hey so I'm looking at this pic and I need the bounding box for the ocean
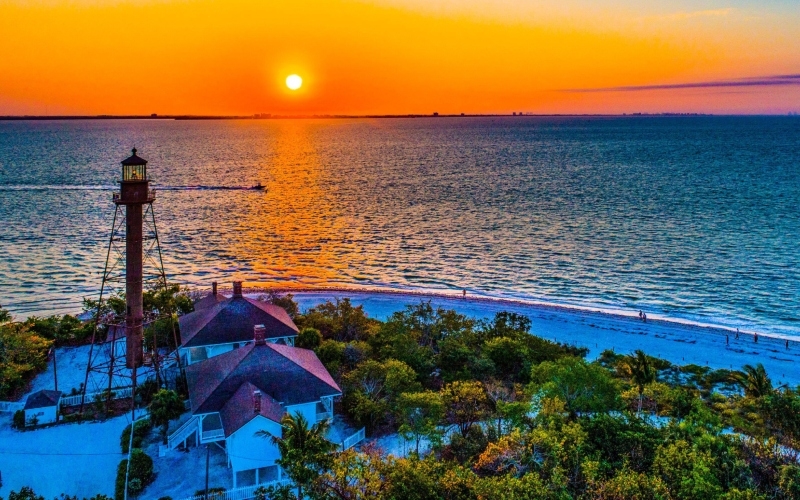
[0,116,798,337]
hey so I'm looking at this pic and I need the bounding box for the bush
[121,418,153,453]
[0,321,52,399]
[136,378,160,406]
[254,485,293,500]
[193,488,225,499]
[447,426,489,463]
[8,487,44,500]
[296,327,322,349]
[115,449,154,500]
[12,410,25,429]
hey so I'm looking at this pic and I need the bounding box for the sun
[286,74,303,90]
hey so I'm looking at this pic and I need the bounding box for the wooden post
[52,347,58,392]
[205,445,210,500]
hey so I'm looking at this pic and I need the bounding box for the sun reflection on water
[229,121,360,289]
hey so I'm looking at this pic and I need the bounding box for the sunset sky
[1,0,799,115]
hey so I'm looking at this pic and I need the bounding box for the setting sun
[286,74,303,91]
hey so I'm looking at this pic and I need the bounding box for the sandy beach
[271,288,800,387]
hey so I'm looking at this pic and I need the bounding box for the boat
[250,183,266,191]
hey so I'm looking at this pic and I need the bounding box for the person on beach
[754,333,759,343]
[638,310,643,320]
[463,289,466,299]
[736,328,739,340]
[726,334,729,345]
[642,312,647,323]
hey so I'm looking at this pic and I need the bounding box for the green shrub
[12,410,25,429]
[136,378,160,406]
[447,426,488,463]
[296,327,322,349]
[121,419,152,453]
[8,487,44,500]
[193,488,225,499]
[114,449,154,500]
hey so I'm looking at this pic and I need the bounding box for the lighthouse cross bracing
[80,149,180,413]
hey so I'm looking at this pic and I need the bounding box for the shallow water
[0,116,798,337]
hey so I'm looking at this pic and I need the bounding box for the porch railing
[201,428,225,442]
[181,479,292,500]
[339,427,366,451]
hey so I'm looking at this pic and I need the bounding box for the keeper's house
[167,282,342,487]
[178,282,299,366]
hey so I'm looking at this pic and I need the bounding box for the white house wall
[284,401,318,424]
[227,415,282,475]
[25,406,57,426]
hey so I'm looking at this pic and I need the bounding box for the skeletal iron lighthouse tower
[119,148,151,368]
[80,149,173,412]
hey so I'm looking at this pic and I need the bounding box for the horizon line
[5,112,800,121]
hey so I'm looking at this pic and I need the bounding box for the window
[123,165,146,181]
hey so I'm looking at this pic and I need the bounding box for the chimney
[233,281,243,297]
[253,390,261,414]
[254,324,266,346]
[212,281,218,296]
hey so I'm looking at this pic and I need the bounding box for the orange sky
[1,0,798,115]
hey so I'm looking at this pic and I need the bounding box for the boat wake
[0,184,265,191]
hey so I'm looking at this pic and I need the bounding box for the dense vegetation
[0,309,53,399]
[0,487,111,500]
[3,292,800,499]
[264,295,800,500]
[0,285,192,400]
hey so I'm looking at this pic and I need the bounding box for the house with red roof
[179,282,299,366]
[169,283,341,487]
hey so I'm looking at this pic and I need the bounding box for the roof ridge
[266,343,341,393]
[180,299,230,344]
[246,298,299,332]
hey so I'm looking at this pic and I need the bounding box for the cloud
[566,74,800,93]
[651,8,734,22]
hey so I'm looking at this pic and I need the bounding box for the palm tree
[620,350,656,414]
[730,363,773,398]
[257,413,335,500]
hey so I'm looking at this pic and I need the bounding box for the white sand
[0,412,145,499]
[289,291,800,387]
[141,441,232,500]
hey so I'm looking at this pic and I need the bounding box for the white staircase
[167,415,199,450]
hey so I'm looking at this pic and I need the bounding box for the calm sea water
[0,117,798,337]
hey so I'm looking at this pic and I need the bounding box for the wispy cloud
[566,74,800,93]
[650,8,734,22]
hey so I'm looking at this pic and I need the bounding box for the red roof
[193,291,227,311]
[25,390,62,409]
[179,296,298,347]
[186,342,341,414]
[220,382,284,437]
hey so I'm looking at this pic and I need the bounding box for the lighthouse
[116,148,155,369]
[80,148,173,413]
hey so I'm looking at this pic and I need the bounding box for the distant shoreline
[0,113,734,121]
[239,286,800,384]
[236,284,797,345]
